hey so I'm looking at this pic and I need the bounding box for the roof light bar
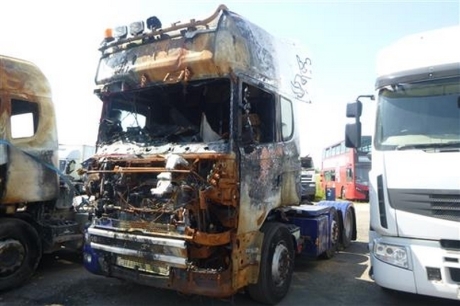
[130,21,145,36]
[113,25,128,40]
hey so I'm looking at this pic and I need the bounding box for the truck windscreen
[375,76,460,150]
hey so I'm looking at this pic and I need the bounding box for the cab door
[237,81,284,234]
[3,98,59,204]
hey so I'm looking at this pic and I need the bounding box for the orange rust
[206,188,237,206]
[199,188,207,210]
[189,245,214,258]
[187,228,232,246]
[170,265,234,298]
[231,231,262,289]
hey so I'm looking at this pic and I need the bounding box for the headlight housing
[373,239,412,270]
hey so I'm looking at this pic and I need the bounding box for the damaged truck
[82,5,357,304]
[0,55,87,291]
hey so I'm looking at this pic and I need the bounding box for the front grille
[431,194,460,221]
[87,227,188,269]
[301,174,313,183]
[440,240,460,250]
[388,189,460,222]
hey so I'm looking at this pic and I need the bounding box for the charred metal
[82,5,356,305]
[0,55,89,292]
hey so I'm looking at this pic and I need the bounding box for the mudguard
[317,200,357,242]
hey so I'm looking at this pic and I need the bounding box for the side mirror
[346,101,362,119]
[345,122,361,148]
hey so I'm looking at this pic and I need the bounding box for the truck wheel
[247,222,295,305]
[0,218,42,291]
[342,206,355,248]
[320,208,339,259]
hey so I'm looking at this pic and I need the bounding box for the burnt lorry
[82,5,357,304]
[0,55,87,291]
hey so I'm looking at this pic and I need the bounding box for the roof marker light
[103,28,114,42]
[146,16,162,30]
[130,21,145,36]
[113,25,128,40]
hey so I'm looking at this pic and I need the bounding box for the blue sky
[1,0,459,164]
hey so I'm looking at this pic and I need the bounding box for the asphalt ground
[1,203,459,306]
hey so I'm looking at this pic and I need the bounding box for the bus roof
[96,5,312,103]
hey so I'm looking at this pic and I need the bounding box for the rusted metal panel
[238,145,284,234]
[231,230,263,288]
[95,6,312,104]
[0,55,59,206]
[3,146,58,204]
[83,4,313,299]
[0,55,52,97]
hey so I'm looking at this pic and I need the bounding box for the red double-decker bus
[320,136,371,201]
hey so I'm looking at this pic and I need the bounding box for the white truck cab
[346,25,460,301]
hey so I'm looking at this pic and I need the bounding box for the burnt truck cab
[82,5,356,304]
[0,56,59,207]
[0,55,85,291]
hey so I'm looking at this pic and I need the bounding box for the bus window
[346,168,353,182]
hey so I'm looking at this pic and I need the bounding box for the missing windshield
[97,79,231,145]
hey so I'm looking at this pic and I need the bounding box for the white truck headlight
[373,239,411,270]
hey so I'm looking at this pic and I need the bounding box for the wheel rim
[0,239,26,275]
[344,211,353,240]
[331,218,339,245]
[271,242,291,287]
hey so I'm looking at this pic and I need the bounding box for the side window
[324,170,336,182]
[326,171,331,182]
[11,99,39,139]
[331,170,336,181]
[241,83,275,144]
[280,97,293,141]
[346,168,353,182]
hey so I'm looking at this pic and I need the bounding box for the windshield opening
[375,76,460,150]
[97,79,231,146]
[355,164,370,185]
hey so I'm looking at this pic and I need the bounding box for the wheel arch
[317,200,357,242]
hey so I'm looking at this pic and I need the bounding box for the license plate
[116,256,169,276]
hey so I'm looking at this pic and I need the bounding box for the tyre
[0,218,42,291]
[247,222,295,305]
[320,208,339,259]
[341,206,355,248]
